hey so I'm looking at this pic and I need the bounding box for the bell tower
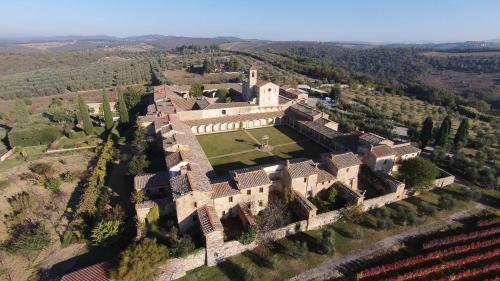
[249,66,257,88]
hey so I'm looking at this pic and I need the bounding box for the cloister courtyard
[196,126,329,174]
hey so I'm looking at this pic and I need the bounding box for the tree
[145,204,160,224]
[77,95,93,135]
[215,88,229,99]
[14,99,29,124]
[419,117,433,148]
[117,90,129,124]
[435,116,451,146]
[438,194,456,210]
[190,82,204,98]
[329,85,342,101]
[399,157,439,191]
[127,154,149,176]
[91,219,122,246]
[326,187,337,203]
[319,229,335,255]
[453,118,469,148]
[102,90,113,130]
[111,238,169,281]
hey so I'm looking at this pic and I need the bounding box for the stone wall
[0,149,15,161]
[362,192,398,211]
[308,210,342,230]
[434,168,455,188]
[156,249,206,281]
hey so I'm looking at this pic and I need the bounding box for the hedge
[8,126,61,147]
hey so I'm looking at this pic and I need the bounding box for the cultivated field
[196,126,328,174]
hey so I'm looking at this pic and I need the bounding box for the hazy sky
[1,0,499,42]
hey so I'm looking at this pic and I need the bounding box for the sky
[1,0,499,43]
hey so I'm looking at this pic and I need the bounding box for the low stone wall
[157,249,206,281]
[434,168,455,188]
[0,149,14,161]
[308,210,342,230]
[223,240,258,257]
[362,192,398,211]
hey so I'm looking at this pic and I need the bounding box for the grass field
[196,126,328,174]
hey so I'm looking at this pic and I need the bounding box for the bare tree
[257,195,292,247]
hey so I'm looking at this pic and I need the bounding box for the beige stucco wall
[241,185,270,215]
[367,155,395,174]
[176,191,212,233]
[336,165,360,190]
[212,193,242,219]
[256,83,280,106]
[290,173,319,198]
[177,104,289,121]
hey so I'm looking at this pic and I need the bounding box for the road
[288,203,487,281]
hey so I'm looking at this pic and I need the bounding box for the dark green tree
[453,118,469,148]
[419,117,433,148]
[190,82,204,98]
[127,154,149,176]
[435,116,451,146]
[102,90,113,130]
[399,157,439,191]
[14,99,29,124]
[117,90,129,124]
[77,95,93,135]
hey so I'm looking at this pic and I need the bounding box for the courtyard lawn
[196,126,329,175]
[196,130,258,158]
[247,126,308,146]
[209,150,275,174]
[272,140,328,160]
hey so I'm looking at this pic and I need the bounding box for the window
[193,202,197,208]
[222,211,226,216]
[229,196,233,202]
[247,189,251,195]
[247,203,251,209]
[252,72,255,78]
[222,110,226,115]
[303,177,307,183]
[259,187,264,193]
[346,168,350,173]
[308,190,313,197]
[350,178,354,187]
[258,200,263,207]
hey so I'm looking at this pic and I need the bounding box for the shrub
[1,221,50,254]
[361,214,378,229]
[334,224,364,239]
[242,267,257,281]
[5,192,33,225]
[438,194,456,210]
[399,157,439,191]
[127,154,149,176]
[326,187,337,203]
[91,219,122,246]
[60,170,77,182]
[417,201,437,216]
[267,254,281,269]
[319,229,335,255]
[341,204,364,223]
[460,186,482,201]
[9,125,61,147]
[239,225,257,245]
[288,240,308,259]
[145,204,160,224]
[111,238,169,281]
[176,235,195,257]
[29,162,54,177]
[44,177,61,193]
[131,190,148,203]
[391,205,416,226]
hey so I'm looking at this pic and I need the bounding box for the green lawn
[196,126,328,174]
[179,186,497,281]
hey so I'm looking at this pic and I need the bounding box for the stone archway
[213,123,220,132]
[191,126,198,134]
[248,120,254,128]
[227,122,234,130]
[199,125,206,134]
[221,123,227,131]
[206,124,213,133]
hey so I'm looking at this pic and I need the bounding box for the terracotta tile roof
[61,262,109,281]
[255,79,272,87]
[134,172,170,190]
[293,190,317,212]
[210,181,240,199]
[231,167,271,189]
[170,98,195,111]
[325,152,362,169]
[238,202,257,226]
[359,132,386,145]
[333,181,363,198]
[170,174,190,200]
[182,111,284,127]
[392,143,420,157]
[317,165,336,183]
[204,101,253,110]
[165,151,181,167]
[369,145,396,158]
[376,172,404,189]
[298,119,341,139]
[290,103,323,119]
[280,88,305,99]
[194,98,210,110]
[136,200,155,209]
[286,158,318,178]
[197,205,224,235]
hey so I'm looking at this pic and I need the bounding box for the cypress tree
[419,117,433,148]
[435,115,451,146]
[77,95,93,135]
[118,90,129,124]
[102,90,113,130]
[454,118,469,147]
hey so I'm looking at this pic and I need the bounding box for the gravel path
[288,203,487,281]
